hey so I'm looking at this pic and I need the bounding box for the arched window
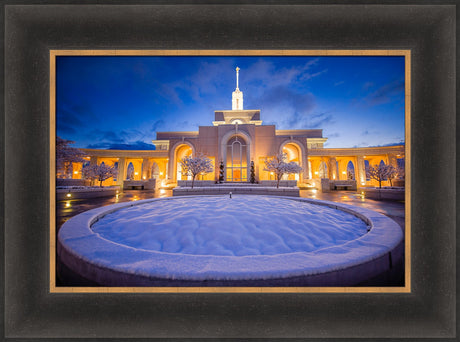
[127,162,134,180]
[379,160,387,180]
[226,136,248,182]
[364,160,370,181]
[347,161,355,180]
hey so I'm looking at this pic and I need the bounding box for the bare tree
[56,136,86,178]
[180,153,213,189]
[82,164,117,187]
[397,165,405,180]
[385,165,398,187]
[264,153,303,188]
[366,163,394,189]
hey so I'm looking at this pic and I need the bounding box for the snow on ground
[91,195,368,257]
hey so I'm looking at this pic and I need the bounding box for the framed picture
[4,2,455,340]
[51,50,410,294]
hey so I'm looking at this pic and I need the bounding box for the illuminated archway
[281,142,302,181]
[174,144,193,181]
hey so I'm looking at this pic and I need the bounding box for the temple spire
[232,66,243,110]
[236,67,240,90]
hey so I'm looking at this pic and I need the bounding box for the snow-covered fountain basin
[57,195,404,286]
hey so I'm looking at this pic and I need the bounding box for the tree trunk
[277,175,281,188]
[99,178,103,187]
[378,179,382,189]
[191,175,196,189]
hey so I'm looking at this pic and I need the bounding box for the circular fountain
[57,195,404,286]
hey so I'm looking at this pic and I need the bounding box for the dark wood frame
[3,2,456,339]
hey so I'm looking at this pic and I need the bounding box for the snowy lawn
[91,195,369,256]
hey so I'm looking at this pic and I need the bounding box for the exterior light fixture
[342,171,346,175]
[160,172,163,176]
[143,176,146,180]
[314,171,319,175]
[66,193,71,198]
[74,171,78,174]
[65,201,71,208]
[134,172,139,176]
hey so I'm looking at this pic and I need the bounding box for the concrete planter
[362,187,405,201]
[56,178,91,187]
[57,186,120,201]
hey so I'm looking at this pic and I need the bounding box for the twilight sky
[56,55,405,150]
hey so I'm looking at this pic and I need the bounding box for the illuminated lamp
[66,193,72,198]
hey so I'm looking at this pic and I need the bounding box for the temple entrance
[225,136,248,182]
[232,169,242,182]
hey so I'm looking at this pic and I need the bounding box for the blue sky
[56,56,405,149]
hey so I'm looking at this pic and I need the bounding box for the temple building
[67,67,405,189]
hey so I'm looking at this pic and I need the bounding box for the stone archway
[279,139,307,182]
[171,142,194,182]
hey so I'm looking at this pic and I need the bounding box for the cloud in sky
[363,78,404,106]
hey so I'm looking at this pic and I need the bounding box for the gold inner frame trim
[49,49,411,294]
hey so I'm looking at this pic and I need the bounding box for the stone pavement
[299,190,406,230]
